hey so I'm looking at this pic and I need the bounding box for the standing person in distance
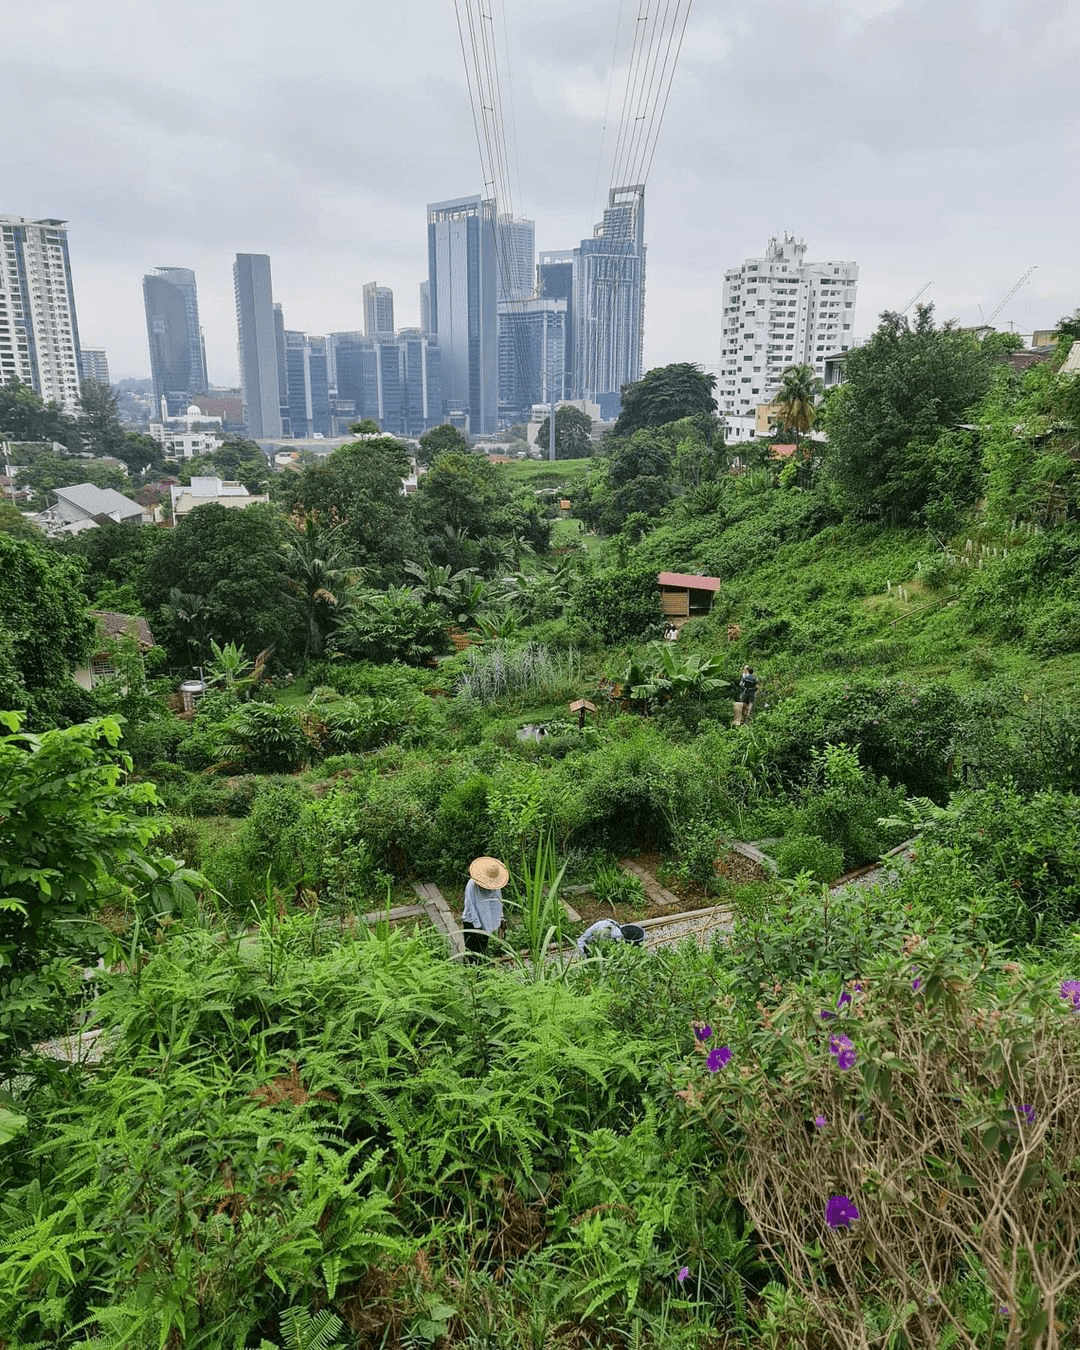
[733,665,759,727]
[462,855,508,960]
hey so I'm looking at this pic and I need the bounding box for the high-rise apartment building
[0,215,84,413]
[81,348,110,387]
[233,253,282,439]
[427,194,498,436]
[496,214,535,303]
[718,233,858,426]
[362,282,395,337]
[498,298,566,424]
[143,266,208,416]
[572,185,645,413]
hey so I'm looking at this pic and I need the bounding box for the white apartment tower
[719,234,857,428]
[0,216,84,413]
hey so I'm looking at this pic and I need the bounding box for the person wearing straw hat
[462,855,509,959]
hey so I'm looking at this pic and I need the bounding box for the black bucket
[620,924,645,946]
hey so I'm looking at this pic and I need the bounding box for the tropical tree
[773,363,824,484]
[77,380,127,460]
[533,406,593,458]
[283,514,354,661]
[0,377,79,448]
[820,305,991,523]
[417,423,470,466]
[613,363,718,437]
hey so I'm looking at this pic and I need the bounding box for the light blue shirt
[463,879,503,933]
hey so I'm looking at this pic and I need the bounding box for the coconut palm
[774,363,824,484]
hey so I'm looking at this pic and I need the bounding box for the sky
[4,0,1079,384]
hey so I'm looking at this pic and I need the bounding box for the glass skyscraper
[362,282,395,337]
[497,298,566,424]
[572,185,646,410]
[143,266,208,417]
[233,253,282,439]
[427,194,498,436]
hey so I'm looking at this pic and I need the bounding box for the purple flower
[829,1033,857,1071]
[1015,1104,1036,1125]
[1060,979,1080,1011]
[837,991,852,1008]
[814,1114,827,1128]
[676,1265,689,1285]
[912,977,922,992]
[819,1009,836,1020]
[694,1024,713,1042]
[707,1045,732,1073]
[825,1194,860,1229]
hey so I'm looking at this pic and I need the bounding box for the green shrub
[773,833,844,883]
[591,860,647,911]
[431,774,492,880]
[570,564,661,645]
[148,816,203,868]
[217,702,313,773]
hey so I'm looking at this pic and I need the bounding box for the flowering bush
[684,948,1080,1346]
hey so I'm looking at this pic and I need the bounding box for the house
[73,611,155,690]
[657,571,722,623]
[45,482,146,533]
[169,475,269,521]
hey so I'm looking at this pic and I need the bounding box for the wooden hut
[657,571,722,623]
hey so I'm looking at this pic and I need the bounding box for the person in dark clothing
[733,666,758,726]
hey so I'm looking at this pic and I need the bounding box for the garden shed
[657,571,722,621]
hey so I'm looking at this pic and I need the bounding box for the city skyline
[3,1,1079,384]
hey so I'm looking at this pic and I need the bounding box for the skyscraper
[362,282,395,337]
[537,250,575,405]
[718,233,858,427]
[497,298,566,424]
[233,253,282,439]
[283,331,331,438]
[496,214,535,303]
[0,215,84,413]
[419,281,431,336]
[143,266,208,416]
[572,185,646,412]
[81,348,111,387]
[427,194,498,436]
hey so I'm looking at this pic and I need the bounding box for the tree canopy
[417,423,470,467]
[0,534,94,727]
[613,363,718,438]
[820,305,991,523]
[533,406,593,459]
[0,378,79,449]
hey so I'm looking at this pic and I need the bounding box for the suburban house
[657,571,722,624]
[169,475,269,521]
[43,482,147,534]
[73,611,155,691]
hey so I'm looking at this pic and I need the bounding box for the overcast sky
[5,0,1079,383]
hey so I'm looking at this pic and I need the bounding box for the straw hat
[469,855,509,889]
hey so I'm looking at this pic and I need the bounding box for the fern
[276,1306,345,1350]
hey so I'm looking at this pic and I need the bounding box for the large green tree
[613,363,718,438]
[412,452,546,572]
[0,378,79,449]
[141,503,297,666]
[0,534,94,727]
[279,436,416,582]
[416,423,470,467]
[77,380,126,460]
[820,305,991,523]
[533,406,593,458]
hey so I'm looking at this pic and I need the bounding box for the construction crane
[985,266,1037,327]
[900,281,933,313]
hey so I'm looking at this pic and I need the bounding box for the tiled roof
[90,610,155,649]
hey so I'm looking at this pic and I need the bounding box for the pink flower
[814,1114,827,1128]
[677,1265,689,1284]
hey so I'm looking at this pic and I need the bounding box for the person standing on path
[462,855,508,960]
[733,666,759,726]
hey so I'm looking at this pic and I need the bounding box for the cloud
[4,0,1078,379]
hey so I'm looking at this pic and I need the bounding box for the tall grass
[454,641,580,707]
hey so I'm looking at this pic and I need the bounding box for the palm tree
[774,364,824,484]
[282,514,354,660]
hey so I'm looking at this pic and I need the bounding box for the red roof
[771,444,796,459]
[657,571,722,592]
